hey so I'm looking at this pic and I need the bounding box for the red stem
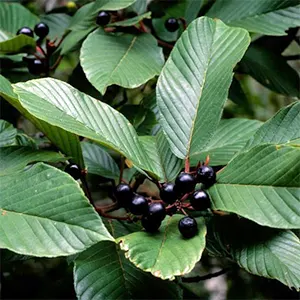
[185,157,190,172]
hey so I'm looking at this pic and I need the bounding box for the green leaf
[118,214,207,280]
[12,78,159,176]
[0,34,35,54]
[107,12,151,27]
[69,0,136,31]
[157,17,250,159]
[0,119,17,147]
[0,163,113,257]
[245,101,300,150]
[208,217,300,290]
[190,118,262,166]
[74,220,182,300]
[81,29,164,94]
[82,142,119,179]
[209,144,300,229]
[206,0,300,36]
[0,146,66,175]
[139,131,183,182]
[0,75,85,168]
[0,3,39,39]
[40,13,71,40]
[240,45,300,97]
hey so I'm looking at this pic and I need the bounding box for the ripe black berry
[164,18,179,32]
[16,27,34,37]
[148,202,166,221]
[27,59,48,75]
[160,183,177,204]
[142,215,161,232]
[190,189,211,211]
[129,194,148,215]
[114,183,133,207]
[34,22,49,38]
[178,216,198,238]
[196,165,216,187]
[175,172,196,195]
[96,11,110,26]
[65,164,81,180]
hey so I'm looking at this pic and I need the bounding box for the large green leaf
[118,214,206,280]
[81,29,164,95]
[0,34,35,54]
[207,217,300,290]
[245,101,300,150]
[0,119,17,147]
[209,144,300,229]
[240,45,300,97]
[12,78,159,176]
[0,146,66,175]
[74,220,182,300]
[157,17,250,159]
[139,131,183,182]
[0,75,84,168]
[206,0,300,36]
[0,163,113,257]
[190,118,262,166]
[82,142,119,179]
[0,2,39,39]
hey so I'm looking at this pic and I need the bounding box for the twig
[181,268,230,282]
[185,157,190,172]
[36,45,47,58]
[50,55,63,71]
[157,39,174,49]
[81,173,94,205]
[179,17,187,30]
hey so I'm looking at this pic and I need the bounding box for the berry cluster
[115,163,216,238]
[16,22,50,75]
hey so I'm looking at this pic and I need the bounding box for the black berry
[190,189,211,211]
[164,18,179,32]
[148,202,166,221]
[196,165,216,187]
[34,22,49,38]
[114,183,133,207]
[16,27,34,37]
[142,215,161,232]
[178,216,198,238]
[175,172,196,195]
[160,183,177,204]
[27,59,48,75]
[96,11,110,26]
[129,194,148,215]
[65,164,81,180]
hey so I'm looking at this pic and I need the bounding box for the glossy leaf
[0,120,17,147]
[0,34,35,54]
[0,163,113,257]
[209,144,300,229]
[0,75,85,168]
[240,45,300,97]
[206,0,300,36]
[0,2,38,39]
[0,146,66,175]
[190,119,262,166]
[245,101,300,150]
[74,220,181,300]
[107,12,151,27]
[82,142,119,179]
[157,17,250,159]
[81,29,164,94]
[139,131,183,182]
[12,78,159,176]
[207,217,300,290]
[118,215,206,280]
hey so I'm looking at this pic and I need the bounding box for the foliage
[0,0,299,299]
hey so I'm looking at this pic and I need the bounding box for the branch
[181,268,230,282]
